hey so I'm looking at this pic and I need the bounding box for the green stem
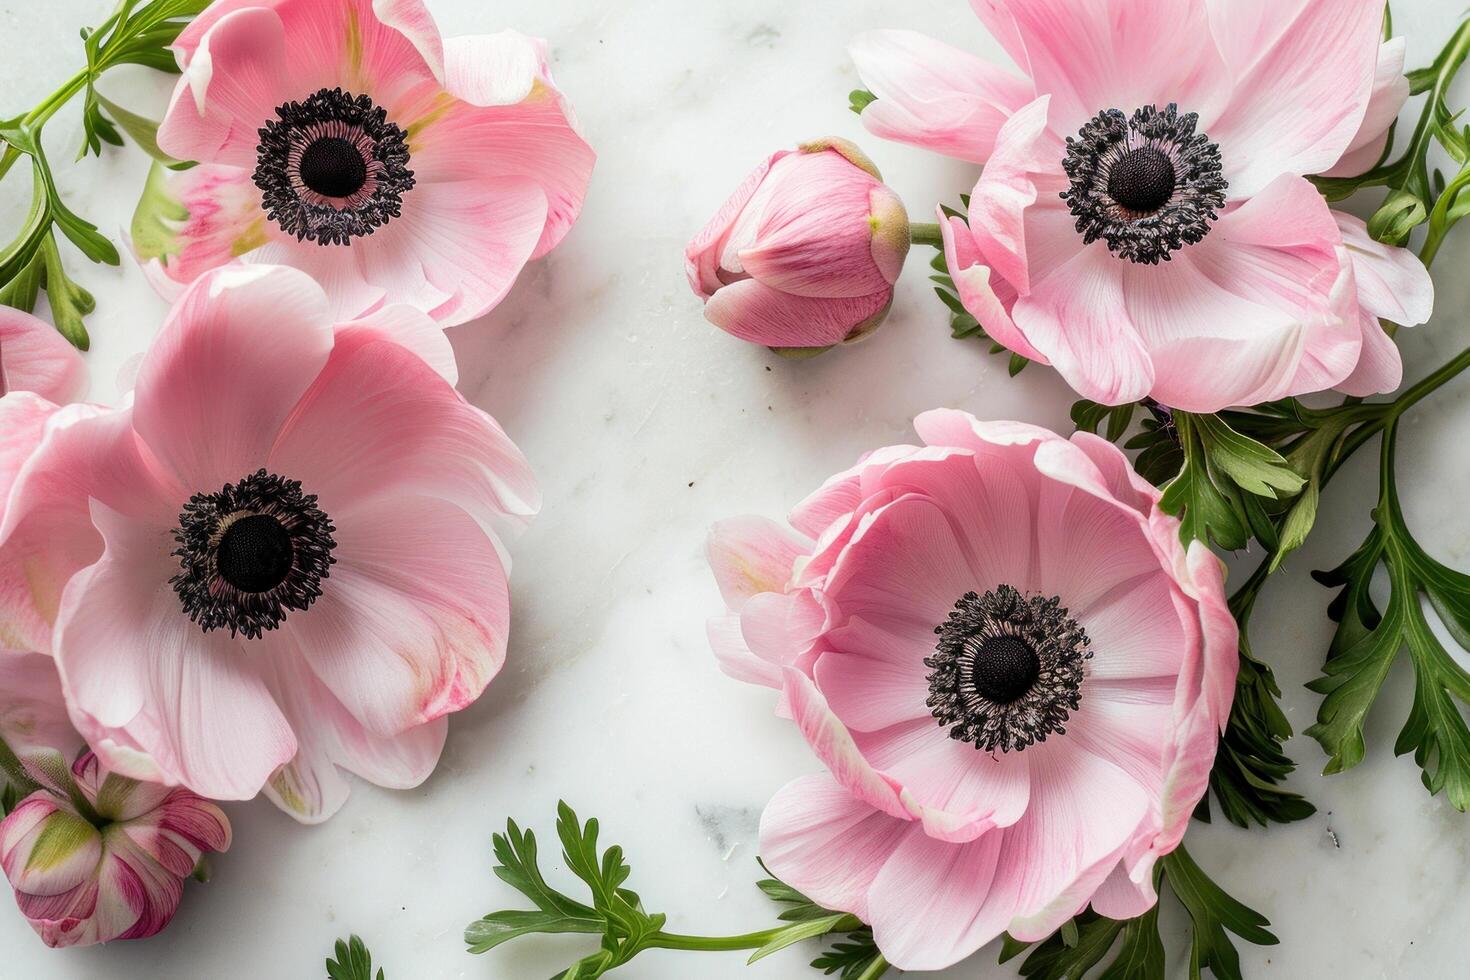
[648,929,787,952]
[910,221,944,249]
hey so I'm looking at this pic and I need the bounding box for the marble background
[3,0,1470,977]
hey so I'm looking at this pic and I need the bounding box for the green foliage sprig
[0,0,203,348]
[465,802,881,980]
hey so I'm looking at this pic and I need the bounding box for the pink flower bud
[0,751,231,947]
[686,138,910,355]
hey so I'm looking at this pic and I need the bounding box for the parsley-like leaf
[1311,419,1470,809]
[325,935,385,980]
[470,806,874,978]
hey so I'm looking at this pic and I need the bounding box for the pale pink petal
[707,516,807,611]
[350,177,548,326]
[0,650,82,763]
[269,335,539,543]
[814,653,930,733]
[55,502,296,800]
[977,0,1232,138]
[0,404,181,655]
[739,591,828,675]
[1012,245,1155,406]
[1032,457,1168,613]
[333,303,458,386]
[938,211,1042,363]
[704,278,890,350]
[247,236,388,323]
[1206,0,1386,197]
[1090,858,1158,919]
[758,774,915,921]
[784,668,907,819]
[132,265,334,491]
[1163,176,1359,407]
[850,29,1034,164]
[173,0,446,84]
[258,645,447,822]
[854,718,1031,840]
[0,392,62,524]
[1323,39,1409,179]
[142,164,272,291]
[1338,309,1402,397]
[686,154,779,299]
[1066,431,1162,517]
[0,311,86,403]
[1335,211,1433,327]
[865,826,1009,971]
[708,615,780,689]
[993,741,1150,939]
[418,32,595,260]
[283,494,509,736]
[822,494,977,636]
[157,7,300,168]
[960,96,1067,296]
[1077,577,1188,681]
[735,154,895,298]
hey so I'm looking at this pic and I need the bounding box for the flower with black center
[0,266,538,823]
[708,410,1236,971]
[138,0,594,326]
[848,0,1432,412]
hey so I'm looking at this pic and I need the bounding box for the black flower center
[298,136,369,199]
[171,470,337,638]
[216,513,295,594]
[1062,103,1227,265]
[1106,145,1176,215]
[926,586,1091,753]
[969,635,1040,705]
[254,87,415,246]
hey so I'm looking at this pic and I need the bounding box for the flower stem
[910,221,944,249]
[647,929,785,952]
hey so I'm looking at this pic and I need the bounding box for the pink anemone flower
[0,308,86,404]
[140,0,594,325]
[0,264,538,823]
[708,409,1236,970]
[851,0,1432,411]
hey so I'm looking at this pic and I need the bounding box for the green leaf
[465,909,604,955]
[748,913,853,964]
[92,92,191,168]
[848,89,877,115]
[1189,414,1304,499]
[1163,847,1277,980]
[325,935,385,980]
[1160,412,1303,551]
[40,232,94,350]
[1310,420,1470,809]
[810,930,886,979]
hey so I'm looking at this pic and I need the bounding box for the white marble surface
[3,0,1470,977]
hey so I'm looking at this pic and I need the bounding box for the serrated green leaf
[465,910,604,954]
[325,935,386,980]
